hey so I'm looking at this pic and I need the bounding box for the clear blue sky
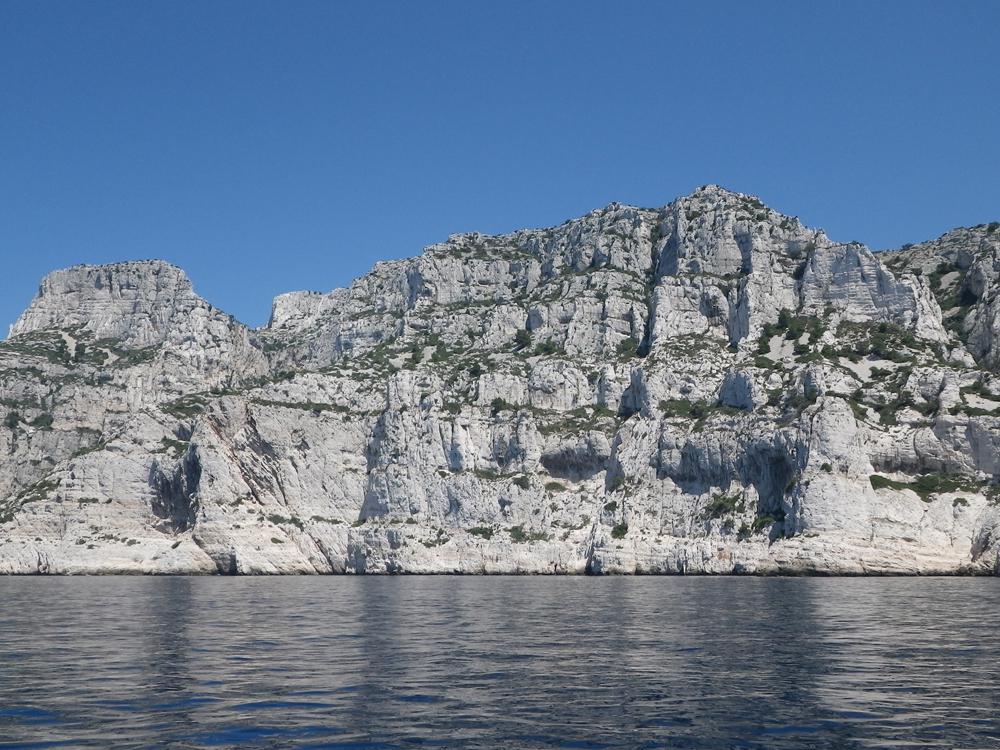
[2,1,998,332]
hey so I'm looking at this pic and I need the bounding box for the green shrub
[703,493,742,519]
[468,526,494,540]
[869,474,904,492]
[544,481,565,492]
[533,340,562,356]
[3,412,20,429]
[751,510,785,533]
[778,309,806,340]
[267,514,304,530]
[611,522,628,539]
[757,331,773,355]
[869,473,973,501]
[490,398,513,416]
[508,525,548,543]
[511,476,530,490]
[616,338,638,359]
[30,413,53,429]
[160,438,189,457]
[603,500,618,512]
[514,329,532,350]
[754,355,777,369]
[430,342,450,363]
[160,395,207,419]
[658,399,708,419]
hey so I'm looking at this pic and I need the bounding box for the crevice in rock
[637,213,669,358]
[149,448,201,533]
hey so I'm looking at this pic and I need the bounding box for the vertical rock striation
[1,188,998,574]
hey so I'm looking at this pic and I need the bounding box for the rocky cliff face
[2,186,999,574]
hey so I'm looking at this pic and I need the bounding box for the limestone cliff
[2,186,999,574]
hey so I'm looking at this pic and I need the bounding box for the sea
[1,576,998,749]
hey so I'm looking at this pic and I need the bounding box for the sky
[2,1,999,332]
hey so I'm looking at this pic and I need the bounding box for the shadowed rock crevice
[150,448,201,533]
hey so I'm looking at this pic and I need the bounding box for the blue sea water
[0,576,998,749]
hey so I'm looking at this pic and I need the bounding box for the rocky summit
[2,185,1000,575]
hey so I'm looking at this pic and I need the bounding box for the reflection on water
[0,576,998,749]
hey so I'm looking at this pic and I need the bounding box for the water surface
[0,576,998,749]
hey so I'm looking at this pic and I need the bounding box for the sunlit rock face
[1,188,999,575]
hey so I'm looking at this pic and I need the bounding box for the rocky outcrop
[1,187,999,574]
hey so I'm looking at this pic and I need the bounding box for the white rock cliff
[1,186,999,574]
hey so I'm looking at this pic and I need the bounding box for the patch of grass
[267,513,304,530]
[467,526,494,540]
[616,338,638,359]
[0,331,72,365]
[533,340,563,356]
[837,321,924,363]
[490,397,514,416]
[71,440,107,458]
[754,355,777,369]
[421,528,450,548]
[658,399,708,419]
[30,413,53,429]
[846,394,869,421]
[252,399,349,415]
[112,346,159,368]
[17,476,60,505]
[508,525,549,543]
[751,511,784,533]
[159,437,189,457]
[160,395,208,419]
[703,493,744,519]
[534,404,619,436]
[544,481,566,492]
[870,473,975,502]
[951,403,999,417]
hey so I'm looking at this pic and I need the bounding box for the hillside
[2,185,999,574]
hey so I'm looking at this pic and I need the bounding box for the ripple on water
[0,577,999,749]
